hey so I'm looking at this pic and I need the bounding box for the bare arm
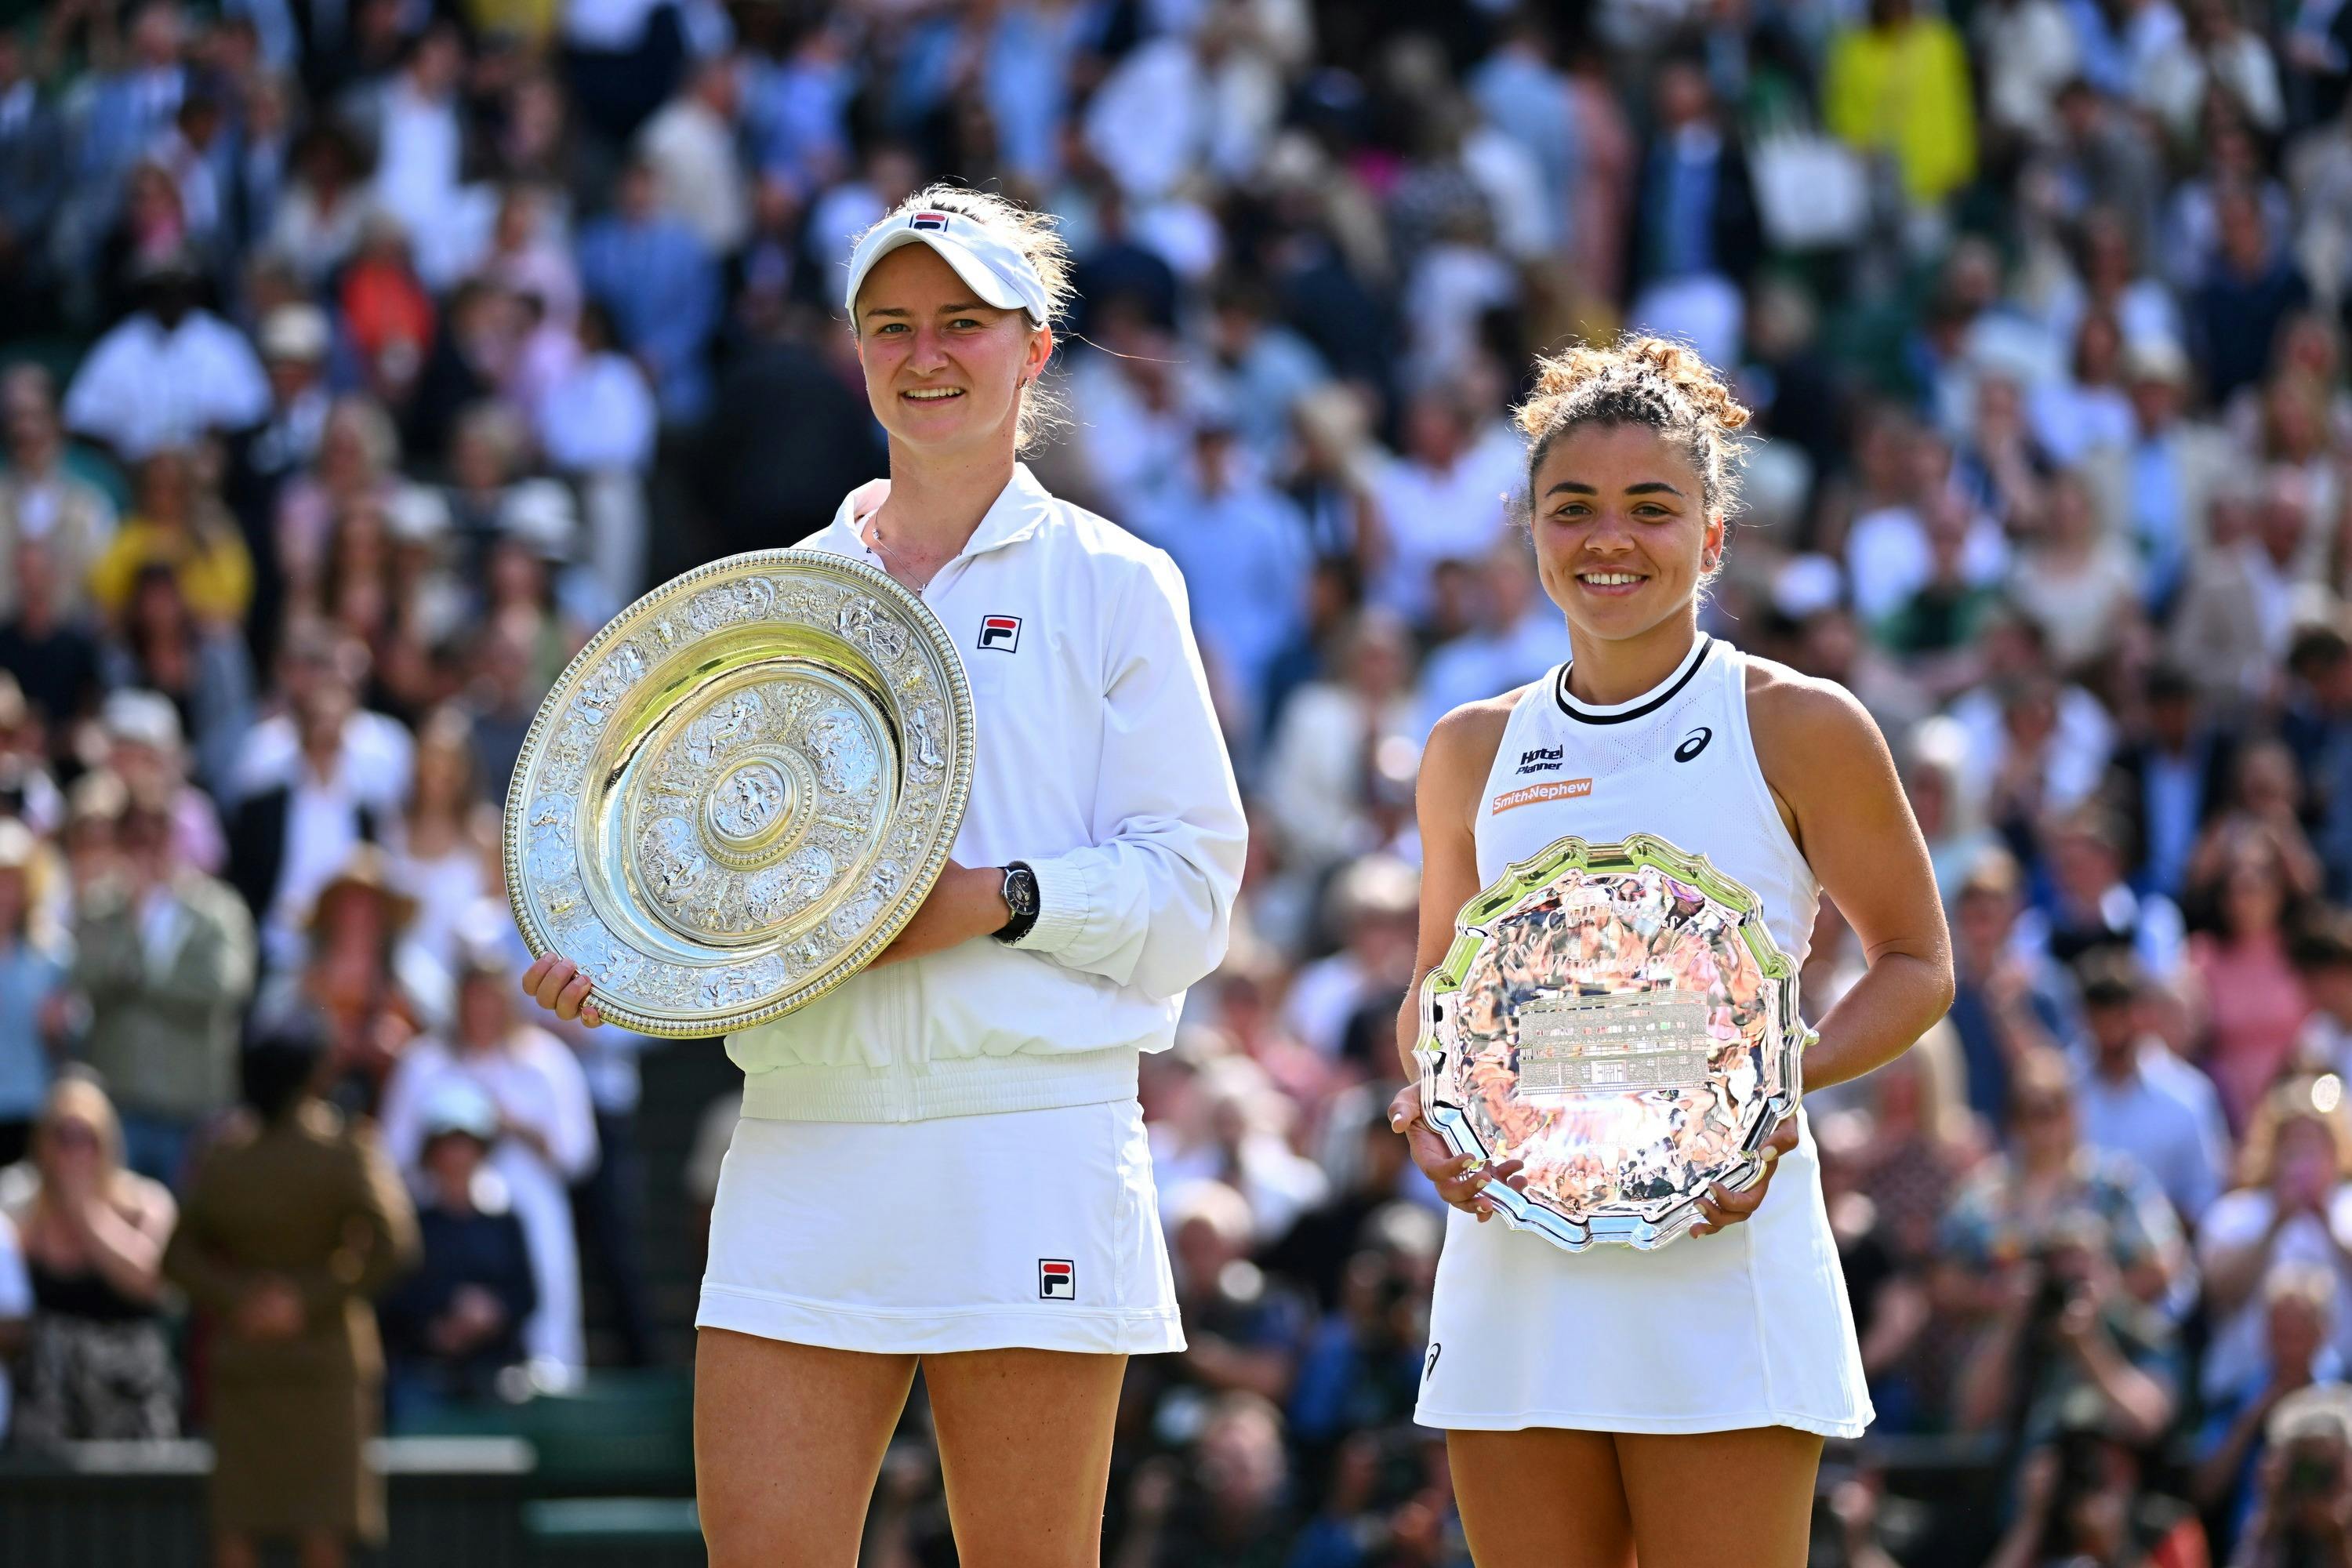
[1386,698,1527,1222]
[1749,666,1956,1094]
[65,1185,174,1305]
[1391,701,1505,1082]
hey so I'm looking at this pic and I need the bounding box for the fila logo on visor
[1039,1260,1076,1300]
[909,211,951,230]
[978,615,1021,652]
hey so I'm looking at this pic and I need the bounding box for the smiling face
[854,244,1050,462]
[1529,422,1722,650]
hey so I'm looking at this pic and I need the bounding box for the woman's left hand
[1689,1116,1802,1237]
[869,862,1010,967]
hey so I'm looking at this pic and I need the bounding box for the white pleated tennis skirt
[695,1098,1184,1356]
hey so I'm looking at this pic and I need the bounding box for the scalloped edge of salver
[500,547,977,1038]
[1414,832,1817,1251]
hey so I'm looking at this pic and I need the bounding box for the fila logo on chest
[978,615,1022,652]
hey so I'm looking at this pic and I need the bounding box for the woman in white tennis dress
[521,187,1247,1566]
[1388,338,1954,1566]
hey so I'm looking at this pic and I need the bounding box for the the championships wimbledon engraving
[503,550,975,1037]
[1417,834,1809,1250]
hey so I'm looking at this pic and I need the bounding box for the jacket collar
[822,462,1054,564]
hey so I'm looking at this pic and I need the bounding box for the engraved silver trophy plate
[1416,833,1810,1250]
[503,550,975,1037]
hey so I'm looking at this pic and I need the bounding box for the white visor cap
[844,207,1052,328]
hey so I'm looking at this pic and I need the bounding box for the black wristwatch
[993,862,1040,945]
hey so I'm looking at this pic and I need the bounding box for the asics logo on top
[1675,728,1712,763]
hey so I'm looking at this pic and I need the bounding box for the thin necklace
[862,514,942,592]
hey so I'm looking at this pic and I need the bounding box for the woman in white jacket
[520,186,1247,1566]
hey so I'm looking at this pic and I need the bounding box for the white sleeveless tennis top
[1414,634,1873,1438]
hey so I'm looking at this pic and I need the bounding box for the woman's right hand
[519,955,603,1027]
[1388,1082,1525,1223]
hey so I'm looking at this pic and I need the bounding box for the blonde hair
[1514,335,1753,529]
[29,1076,132,1206]
[848,183,1076,455]
[2237,1074,2352,1190]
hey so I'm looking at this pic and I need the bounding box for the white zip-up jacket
[727,464,1248,1122]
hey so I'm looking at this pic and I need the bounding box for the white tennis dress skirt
[696,1098,1185,1356]
[1414,1123,1873,1439]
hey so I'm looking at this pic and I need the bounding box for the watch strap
[993,861,1040,945]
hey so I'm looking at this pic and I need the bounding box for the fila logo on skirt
[1038,1259,1076,1299]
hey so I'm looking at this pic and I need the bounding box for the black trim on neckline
[1552,637,1713,725]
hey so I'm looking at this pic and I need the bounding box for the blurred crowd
[23,0,2352,1563]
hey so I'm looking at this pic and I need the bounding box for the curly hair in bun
[1515,336,1753,524]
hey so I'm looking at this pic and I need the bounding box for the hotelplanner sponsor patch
[1491,778,1592,813]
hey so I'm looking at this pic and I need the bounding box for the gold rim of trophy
[502,549,976,1038]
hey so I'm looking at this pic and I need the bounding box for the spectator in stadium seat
[2193,1260,2343,1544]
[0,31,65,343]
[1150,1178,1308,1413]
[1113,1391,1298,1568]
[1952,1200,2183,1450]
[377,1080,535,1427]
[0,539,105,746]
[2109,662,2239,903]
[1261,612,1420,877]
[2215,1380,2352,1567]
[1947,848,2076,1124]
[2071,950,2231,1224]
[61,253,269,464]
[379,933,596,1376]
[1824,0,1980,205]
[1134,412,1312,731]
[1283,855,1422,1066]
[1287,1219,1443,1450]
[0,368,116,626]
[1987,1400,2209,1568]
[1364,384,1519,622]
[103,570,256,807]
[163,1004,419,1568]
[7,1075,180,1444]
[2198,1076,2352,1403]
[2191,184,2312,406]
[1623,56,1762,368]
[87,446,256,630]
[2035,804,2187,977]
[72,804,256,1188]
[2190,835,2315,1131]
[576,156,721,425]
[1940,1046,2189,1336]
[227,625,412,968]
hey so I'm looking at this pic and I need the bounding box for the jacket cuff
[1011,854,1091,955]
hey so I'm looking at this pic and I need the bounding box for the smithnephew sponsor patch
[1490,778,1592,813]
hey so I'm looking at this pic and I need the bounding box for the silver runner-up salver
[503,550,975,1038]
[1416,833,1813,1251]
